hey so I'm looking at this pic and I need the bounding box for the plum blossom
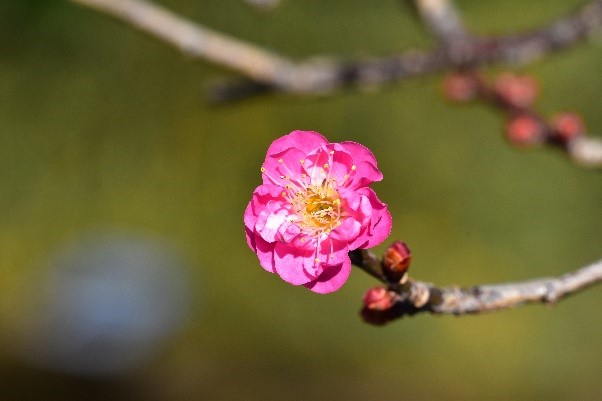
[244,130,392,293]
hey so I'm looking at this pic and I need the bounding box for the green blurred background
[1,0,601,399]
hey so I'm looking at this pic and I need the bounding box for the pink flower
[244,131,392,294]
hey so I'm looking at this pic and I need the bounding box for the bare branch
[70,0,602,101]
[242,0,281,11]
[212,0,602,100]
[413,0,471,44]
[568,136,602,166]
[428,258,602,314]
[69,0,335,93]
[355,249,602,322]
[441,71,602,168]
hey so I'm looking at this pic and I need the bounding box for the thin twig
[355,249,602,322]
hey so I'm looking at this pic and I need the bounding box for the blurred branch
[568,136,602,166]
[242,0,282,11]
[442,71,602,168]
[212,0,602,101]
[70,0,602,102]
[69,0,330,92]
[412,0,471,44]
[353,249,602,324]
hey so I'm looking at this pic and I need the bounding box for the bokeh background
[1,0,601,399]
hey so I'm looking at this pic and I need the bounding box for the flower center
[293,184,341,234]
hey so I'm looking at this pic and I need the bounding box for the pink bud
[442,72,479,103]
[362,287,397,311]
[505,114,544,147]
[494,73,539,108]
[550,112,585,142]
[361,287,400,325]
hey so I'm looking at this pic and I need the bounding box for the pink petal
[336,142,383,189]
[343,191,373,227]
[245,226,256,252]
[255,204,290,242]
[273,242,320,285]
[316,237,349,266]
[304,258,352,294]
[244,185,278,233]
[266,130,328,157]
[262,147,308,186]
[301,147,330,184]
[362,187,392,247]
[328,147,355,183]
[246,185,286,224]
[276,220,301,243]
[344,188,392,250]
[366,205,392,248]
[302,145,355,185]
[329,216,362,243]
[338,141,379,167]
[256,235,277,273]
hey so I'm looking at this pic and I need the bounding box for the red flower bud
[382,241,412,282]
[442,72,479,103]
[505,114,544,147]
[494,73,539,108]
[361,287,400,325]
[550,112,585,142]
[362,287,397,311]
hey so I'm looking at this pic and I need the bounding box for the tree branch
[69,0,602,102]
[354,249,602,323]
[412,0,471,45]
[69,0,341,95]
[428,258,602,314]
[211,0,602,101]
[568,136,602,166]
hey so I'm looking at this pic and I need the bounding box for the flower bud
[442,72,480,103]
[362,286,396,311]
[382,241,412,282]
[361,286,399,325]
[505,114,544,147]
[550,112,585,142]
[494,73,539,108]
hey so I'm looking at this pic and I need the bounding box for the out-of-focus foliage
[0,1,600,400]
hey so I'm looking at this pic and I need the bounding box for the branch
[412,0,471,45]
[212,0,602,101]
[568,136,602,167]
[70,0,602,102]
[69,0,336,93]
[354,249,602,323]
[428,259,602,314]
[442,71,602,168]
